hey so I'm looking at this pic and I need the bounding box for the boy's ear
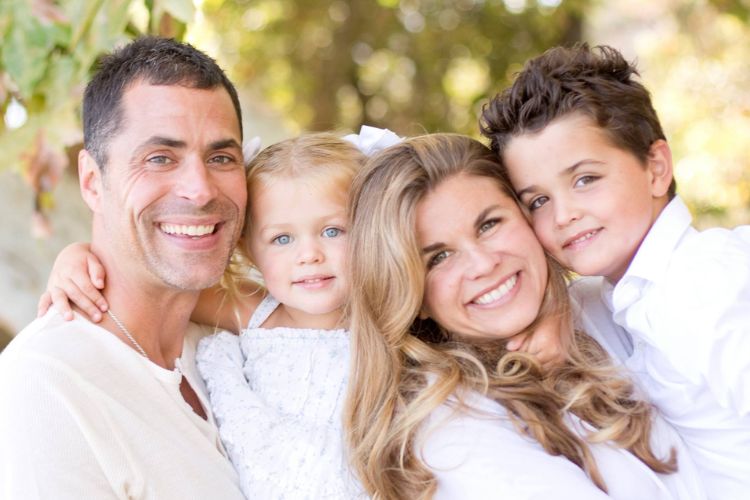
[78,149,103,213]
[646,140,673,198]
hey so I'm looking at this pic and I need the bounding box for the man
[0,37,247,499]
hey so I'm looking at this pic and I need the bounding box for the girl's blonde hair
[344,133,675,499]
[220,133,366,319]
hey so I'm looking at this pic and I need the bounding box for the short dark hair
[82,36,242,170]
[480,43,676,197]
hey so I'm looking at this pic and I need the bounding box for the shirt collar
[620,195,693,284]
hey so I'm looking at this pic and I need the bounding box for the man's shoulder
[0,310,107,375]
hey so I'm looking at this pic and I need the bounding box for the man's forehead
[119,82,241,141]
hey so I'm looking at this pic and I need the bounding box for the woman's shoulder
[417,389,610,500]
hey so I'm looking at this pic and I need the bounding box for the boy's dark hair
[480,43,676,197]
[83,36,243,171]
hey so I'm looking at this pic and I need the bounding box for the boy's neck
[605,195,674,285]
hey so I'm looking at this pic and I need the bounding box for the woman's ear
[646,139,674,198]
[78,149,103,213]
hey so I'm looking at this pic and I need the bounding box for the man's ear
[646,139,673,198]
[78,149,103,213]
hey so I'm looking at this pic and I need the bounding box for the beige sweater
[0,311,244,500]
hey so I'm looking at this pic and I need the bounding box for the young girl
[39,128,401,499]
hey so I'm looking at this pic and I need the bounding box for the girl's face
[416,173,548,340]
[248,178,349,329]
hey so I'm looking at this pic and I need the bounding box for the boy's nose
[553,199,581,228]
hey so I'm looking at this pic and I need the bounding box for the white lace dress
[196,295,366,499]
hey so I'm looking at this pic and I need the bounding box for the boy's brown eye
[529,196,549,211]
[574,175,598,187]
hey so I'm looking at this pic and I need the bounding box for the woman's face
[416,173,549,340]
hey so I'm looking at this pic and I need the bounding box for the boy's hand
[37,243,108,322]
[506,320,566,370]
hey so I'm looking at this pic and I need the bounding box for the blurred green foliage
[1,0,748,230]
[594,0,750,226]
[199,0,590,136]
[0,0,192,235]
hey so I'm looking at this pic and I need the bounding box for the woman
[344,134,705,499]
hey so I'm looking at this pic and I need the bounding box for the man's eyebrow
[515,159,602,198]
[141,136,187,149]
[209,138,242,151]
[128,136,186,164]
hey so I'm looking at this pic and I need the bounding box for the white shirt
[196,295,365,500]
[0,311,244,500]
[420,388,705,500]
[601,196,750,499]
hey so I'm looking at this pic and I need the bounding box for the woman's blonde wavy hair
[219,132,366,326]
[344,133,675,499]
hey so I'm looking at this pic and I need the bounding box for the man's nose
[175,157,219,207]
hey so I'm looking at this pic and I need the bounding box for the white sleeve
[653,228,750,415]
[0,351,119,499]
[196,332,357,498]
[419,405,609,500]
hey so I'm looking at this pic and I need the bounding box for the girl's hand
[506,319,566,370]
[37,243,108,322]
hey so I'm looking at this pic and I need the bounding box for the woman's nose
[463,244,497,280]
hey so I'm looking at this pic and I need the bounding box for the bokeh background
[2,0,749,345]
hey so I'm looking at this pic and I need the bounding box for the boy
[481,43,750,499]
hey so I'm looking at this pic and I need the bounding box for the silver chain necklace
[107,309,149,359]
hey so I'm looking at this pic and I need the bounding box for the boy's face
[502,113,671,283]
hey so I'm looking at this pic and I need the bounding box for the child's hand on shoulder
[37,242,108,322]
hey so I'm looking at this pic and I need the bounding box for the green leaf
[2,17,57,98]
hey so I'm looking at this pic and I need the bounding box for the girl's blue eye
[323,227,342,238]
[273,234,292,245]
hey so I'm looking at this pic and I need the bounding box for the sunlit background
[1,0,749,342]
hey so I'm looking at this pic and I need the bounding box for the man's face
[94,82,246,292]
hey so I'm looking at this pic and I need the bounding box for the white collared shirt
[601,196,750,499]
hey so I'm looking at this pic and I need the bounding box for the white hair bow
[243,136,263,167]
[344,125,403,157]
